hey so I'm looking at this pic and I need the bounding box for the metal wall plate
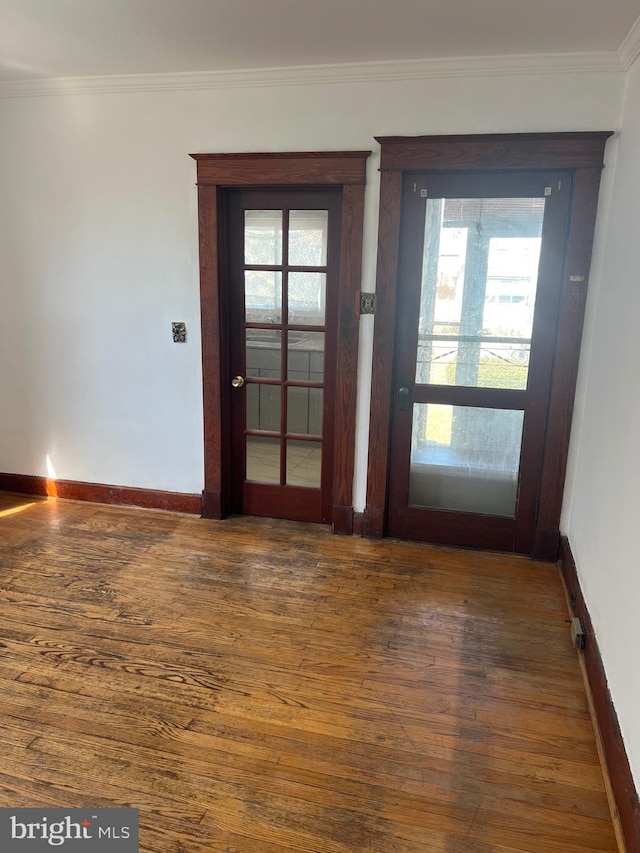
[360,292,376,315]
[172,322,187,343]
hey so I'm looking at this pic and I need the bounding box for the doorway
[365,133,612,557]
[190,151,370,532]
[226,189,341,523]
[387,171,570,552]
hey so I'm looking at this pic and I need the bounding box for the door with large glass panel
[227,189,340,523]
[387,171,571,552]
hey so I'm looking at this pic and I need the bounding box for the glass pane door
[409,404,525,516]
[410,195,544,519]
[243,208,328,491]
[416,197,544,391]
[387,172,571,552]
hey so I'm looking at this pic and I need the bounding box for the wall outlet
[571,617,586,651]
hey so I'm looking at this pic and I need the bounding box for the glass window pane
[245,271,282,324]
[415,198,544,390]
[246,329,281,379]
[288,210,328,267]
[246,436,280,484]
[288,272,325,326]
[288,332,324,381]
[409,404,524,517]
[244,210,282,265]
[287,387,323,436]
[246,383,281,432]
[286,440,322,488]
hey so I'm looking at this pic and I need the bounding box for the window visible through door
[365,133,612,557]
[228,191,340,523]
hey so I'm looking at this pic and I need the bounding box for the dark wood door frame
[364,133,613,559]
[190,151,371,534]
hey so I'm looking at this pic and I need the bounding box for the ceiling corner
[618,13,640,69]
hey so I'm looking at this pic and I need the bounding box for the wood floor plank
[0,496,618,852]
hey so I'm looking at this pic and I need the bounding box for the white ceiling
[1,0,639,82]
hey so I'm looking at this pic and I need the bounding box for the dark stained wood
[0,473,201,514]
[385,170,573,553]
[201,488,222,519]
[411,384,528,408]
[190,152,370,186]
[559,537,640,852]
[364,170,404,539]
[242,483,322,523]
[197,183,227,519]
[193,151,370,528]
[225,188,341,525]
[533,167,607,561]
[365,133,612,555]
[533,528,562,563]
[0,496,618,851]
[376,132,614,172]
[332,184,366,533]
[331,504,354,535]
[392,509,518,552]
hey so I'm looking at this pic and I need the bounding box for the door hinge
[359,292,376,315]
[534,498,540,522]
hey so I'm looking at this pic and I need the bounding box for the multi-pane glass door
[228,190,340,523]
[387,171,571,552]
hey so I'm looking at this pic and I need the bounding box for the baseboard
[559,536,640,853]
[352,511,364,536]
[332,504,354,535]
[533,528,561,561]
[362,507,384,538]
[0,472,202,515]
[202,488,224,519]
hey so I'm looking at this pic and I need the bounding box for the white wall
[562,55,640,789]
[0,66,623,497]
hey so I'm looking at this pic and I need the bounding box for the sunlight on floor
[46,453,58,497]
[0,501,38,518]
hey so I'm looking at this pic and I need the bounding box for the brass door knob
[231,375,245,388]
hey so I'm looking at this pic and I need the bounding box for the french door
[226,189,341,523]
[387,170,571,552]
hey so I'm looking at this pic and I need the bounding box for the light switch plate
[172,322,186,343]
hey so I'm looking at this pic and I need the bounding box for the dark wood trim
[332,183,366,527]
[190,152,370,186]
[192,151,370,525]
[365,170,403,539]
[197,184,227,518]
[331,505,354,535]
[559,537,640,853]
[0,473,201,515]
[532,167,605,560]
[365,133,613,551]
[202,488,223,519]
[376,133,613,172]
[532,528,561,562]
[352,511,364,536]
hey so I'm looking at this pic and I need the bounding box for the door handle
[398,385,411,411]
[231,375,245,388]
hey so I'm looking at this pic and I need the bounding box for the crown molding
[618,13,640,70]
[0,51,624,100]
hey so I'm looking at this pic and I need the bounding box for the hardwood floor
[0,492,618,852]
